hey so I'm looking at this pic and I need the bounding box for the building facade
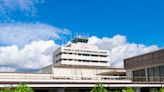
[40,37,116,77]
[124,49,164,83]
[53,37,109,67]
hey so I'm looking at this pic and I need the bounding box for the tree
[122,87,135,92]
[90,83,108,92]
[14,84,34,92]
[159,88,164,92]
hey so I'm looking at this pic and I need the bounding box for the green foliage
[108,89,113,92]
[153,88,158,92]
[0,84,34,92]
[113,90,120,92]
[14,84,34,92]
[122,87,135,92]
[90,83,108,92]
[159,88,164,92]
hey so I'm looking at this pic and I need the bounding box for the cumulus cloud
[0,22,70,72]
[0,34,160,72]
[0,22,69,47]
[0,0,43,18]
[0,40,58,71]
[88,35,159,68]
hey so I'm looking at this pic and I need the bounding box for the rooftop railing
[0,73,129,81]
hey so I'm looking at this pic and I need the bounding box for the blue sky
[1,0,163,46]
[0,0,162,71]
[40,0,164,47]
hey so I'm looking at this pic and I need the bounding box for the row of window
[133,69,146,81]
[148,65,164,82]
[55,52,108,57]
[56,59,108,63]
[63,49,108,54]
[133,65,164,82]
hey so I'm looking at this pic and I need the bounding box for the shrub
[0,84,34,92]
[0,86,13,92]
[113,90,120,92]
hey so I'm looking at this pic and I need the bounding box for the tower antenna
[61,33,64,46]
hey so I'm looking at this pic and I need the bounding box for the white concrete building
[40,37,126,77]
[53,37,109,67]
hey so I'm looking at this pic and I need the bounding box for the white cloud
[0,34,160,72]
[0,22,70,47]
[0,22,69,72]
[0,0,44,17]
[0,67,16,72]
[88,35,127,50]
[88,35,159,68]
[0,40,58,71]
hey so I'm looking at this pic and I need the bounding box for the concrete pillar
[57,88,65,92]
[136,88,141,92]
[49,88,64,92]
[145,68,149,82]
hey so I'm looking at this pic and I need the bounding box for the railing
[53,75,128,80]
[0,73,52,80]
[0,73,129,81]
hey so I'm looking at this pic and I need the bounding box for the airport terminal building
[0,37,163,92]
[124,49,164,83]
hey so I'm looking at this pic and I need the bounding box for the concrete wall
[52,67,97,76]
[40,65,52,74]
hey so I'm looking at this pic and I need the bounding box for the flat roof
[124,48,163,61]
[124,48,164,69]
[53,64,125,70]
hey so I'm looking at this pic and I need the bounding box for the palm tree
[14,83,34,92]
[122,87,135,92]
[90,83,108,92]
[159,88,164,92]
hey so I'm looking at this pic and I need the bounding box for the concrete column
[57,88,65,92]
[136,88,141,92]
[49,88,64,92]
[145,68,149,82]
